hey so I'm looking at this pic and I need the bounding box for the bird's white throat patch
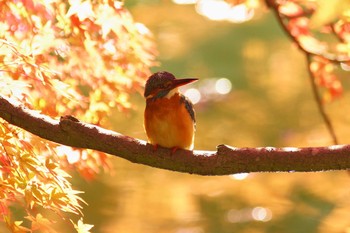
[165,88,178,99]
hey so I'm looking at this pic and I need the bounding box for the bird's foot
[171,147,179,154]
[151,144,178,154]
[152,144,158,152]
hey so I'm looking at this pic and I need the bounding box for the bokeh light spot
[215,78,232,94]
[184,88,201,104]
[195,1,254,22]
[56,145,80,164]
[172,0,197,5]
[227,4,254,23]
[229,173,249,180]
[196,0,230,21]
[251,207,272,222]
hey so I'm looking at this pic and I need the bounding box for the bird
[144,71,198,151]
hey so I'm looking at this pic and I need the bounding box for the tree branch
[305,54,339,144]
[1,94,350,175]
[266,0,339,144]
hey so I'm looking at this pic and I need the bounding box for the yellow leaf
[72,218,94,233]
[27,214,57,233]
[66,0,95,21]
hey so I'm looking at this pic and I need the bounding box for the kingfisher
[144,71,198,151]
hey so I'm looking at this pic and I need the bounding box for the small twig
[267,0,339,144]
[266,0,350,63]
[306,54,338,144]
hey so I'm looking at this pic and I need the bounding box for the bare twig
[306,54,338,144]
[266,0,339,144]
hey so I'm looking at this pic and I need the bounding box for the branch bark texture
[0,94,349,175]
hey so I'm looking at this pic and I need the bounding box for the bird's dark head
[144,71,198,99]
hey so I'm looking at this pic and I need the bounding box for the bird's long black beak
[172,78,198,89]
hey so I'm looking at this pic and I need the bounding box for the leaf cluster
[267,0,350,102]
[0,0,157,232]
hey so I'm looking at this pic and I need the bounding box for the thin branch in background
[306,54,338,144]
[266,0,339,144]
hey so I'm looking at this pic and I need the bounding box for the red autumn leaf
[288,17,310,37]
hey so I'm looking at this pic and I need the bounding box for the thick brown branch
[0,94,350,175]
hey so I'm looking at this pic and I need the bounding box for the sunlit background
[37,0,350,232]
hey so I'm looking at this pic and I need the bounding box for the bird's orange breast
[144,93,195,150]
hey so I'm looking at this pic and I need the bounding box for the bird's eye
[164,82,172,89]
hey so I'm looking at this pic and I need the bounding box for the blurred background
[73,1,350,232]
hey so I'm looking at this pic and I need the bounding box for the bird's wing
[180,95,196,125]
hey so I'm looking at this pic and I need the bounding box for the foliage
[0,0,156,232]
[267,0,350,102]
[203,0,350,102]
[1,0,350,232]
